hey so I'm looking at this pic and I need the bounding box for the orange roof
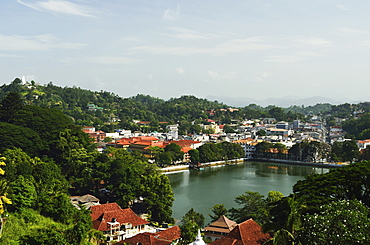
[116,226,181,245]
[120,233,170,245]
[209,219,271,245]
[155,226,181,241]
[181,146,192,153]
[168,140,201,147]
[90,203,149,231]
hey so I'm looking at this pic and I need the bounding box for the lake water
[166,161,329,224]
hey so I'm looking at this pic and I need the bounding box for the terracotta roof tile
[209,219,271,245]
[155,226,181,241]
[116,226,180,245]
[90,203,149,232]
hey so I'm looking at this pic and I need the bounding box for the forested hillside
[3,77,370,137]
[0,92,174,244]
[0,78,311,133]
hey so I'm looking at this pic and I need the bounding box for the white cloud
[147,74,154,80]
[338,27,369,35]
[82,56,140,65]
[290,37,332,47]
[0,34,86,51]
[208,71,219,79]
[208,71,237,80]
[25,75,38,81]
[166,27,209,40]
[129,36,279,56]
[265,51,321,63]
[335,4,352,11]
[163,4,181,20]
[176,68,185,74]
[0,53,23,58]
[17,0,96,18]
[254,72,269,82]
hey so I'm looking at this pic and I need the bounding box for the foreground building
[203,215,237,242]
[209,219,271,245]
[90,203,152,243]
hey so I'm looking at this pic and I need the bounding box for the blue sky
[2,1,370,103]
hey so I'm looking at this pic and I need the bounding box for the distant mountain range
[206,95,364,108]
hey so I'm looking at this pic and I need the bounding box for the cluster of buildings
[82,113,370,163]
[82,116,332,160]
[70,195,271,245]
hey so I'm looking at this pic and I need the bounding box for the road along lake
[166,161,329,224]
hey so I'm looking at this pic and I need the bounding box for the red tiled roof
[90,203,149,231]
[209,219,271,245]
[155,226,181,241]
[206,119,216,123]
[116,226,181,245]
[118,233,170,245]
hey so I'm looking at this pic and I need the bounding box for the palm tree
[263,196,304,245]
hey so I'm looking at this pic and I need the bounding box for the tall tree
[229,191,269,224]
[209,204,228,222]
[0,92,23,123]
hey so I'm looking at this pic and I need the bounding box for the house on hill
[90,202,152,243]
[209,219,271,245]
[203,215,237,242]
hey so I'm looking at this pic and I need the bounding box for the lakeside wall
[160,157,344,173]
[250,157,345,168]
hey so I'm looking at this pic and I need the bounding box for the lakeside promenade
[160,158,345,173]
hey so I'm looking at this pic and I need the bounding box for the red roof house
[204,215,237,242]
[209,219,272,245]
[90,203,150,243]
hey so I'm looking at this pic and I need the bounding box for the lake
[166,161,329,224]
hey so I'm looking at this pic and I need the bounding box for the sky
[2,0,370,105]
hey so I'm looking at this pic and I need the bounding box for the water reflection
[167,161,329,224]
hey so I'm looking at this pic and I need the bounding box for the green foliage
[182,208,205,228]
[293,161,370,213]
[0,122,45,156]
[296,200,370,245]
[209,204,228,222]
[188,149,200,162]
[8,175,37,211]
[155,143,184,166]
[0,92,23,123]
[229,191,269,224]
[179,208,204,244]
[0,208,90,245]
[101,148,174,224]
[287,140,331,162]
[330,141,359,162]
[197,142,244,163]
[19,226,68,245]
[179,220,199,245]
